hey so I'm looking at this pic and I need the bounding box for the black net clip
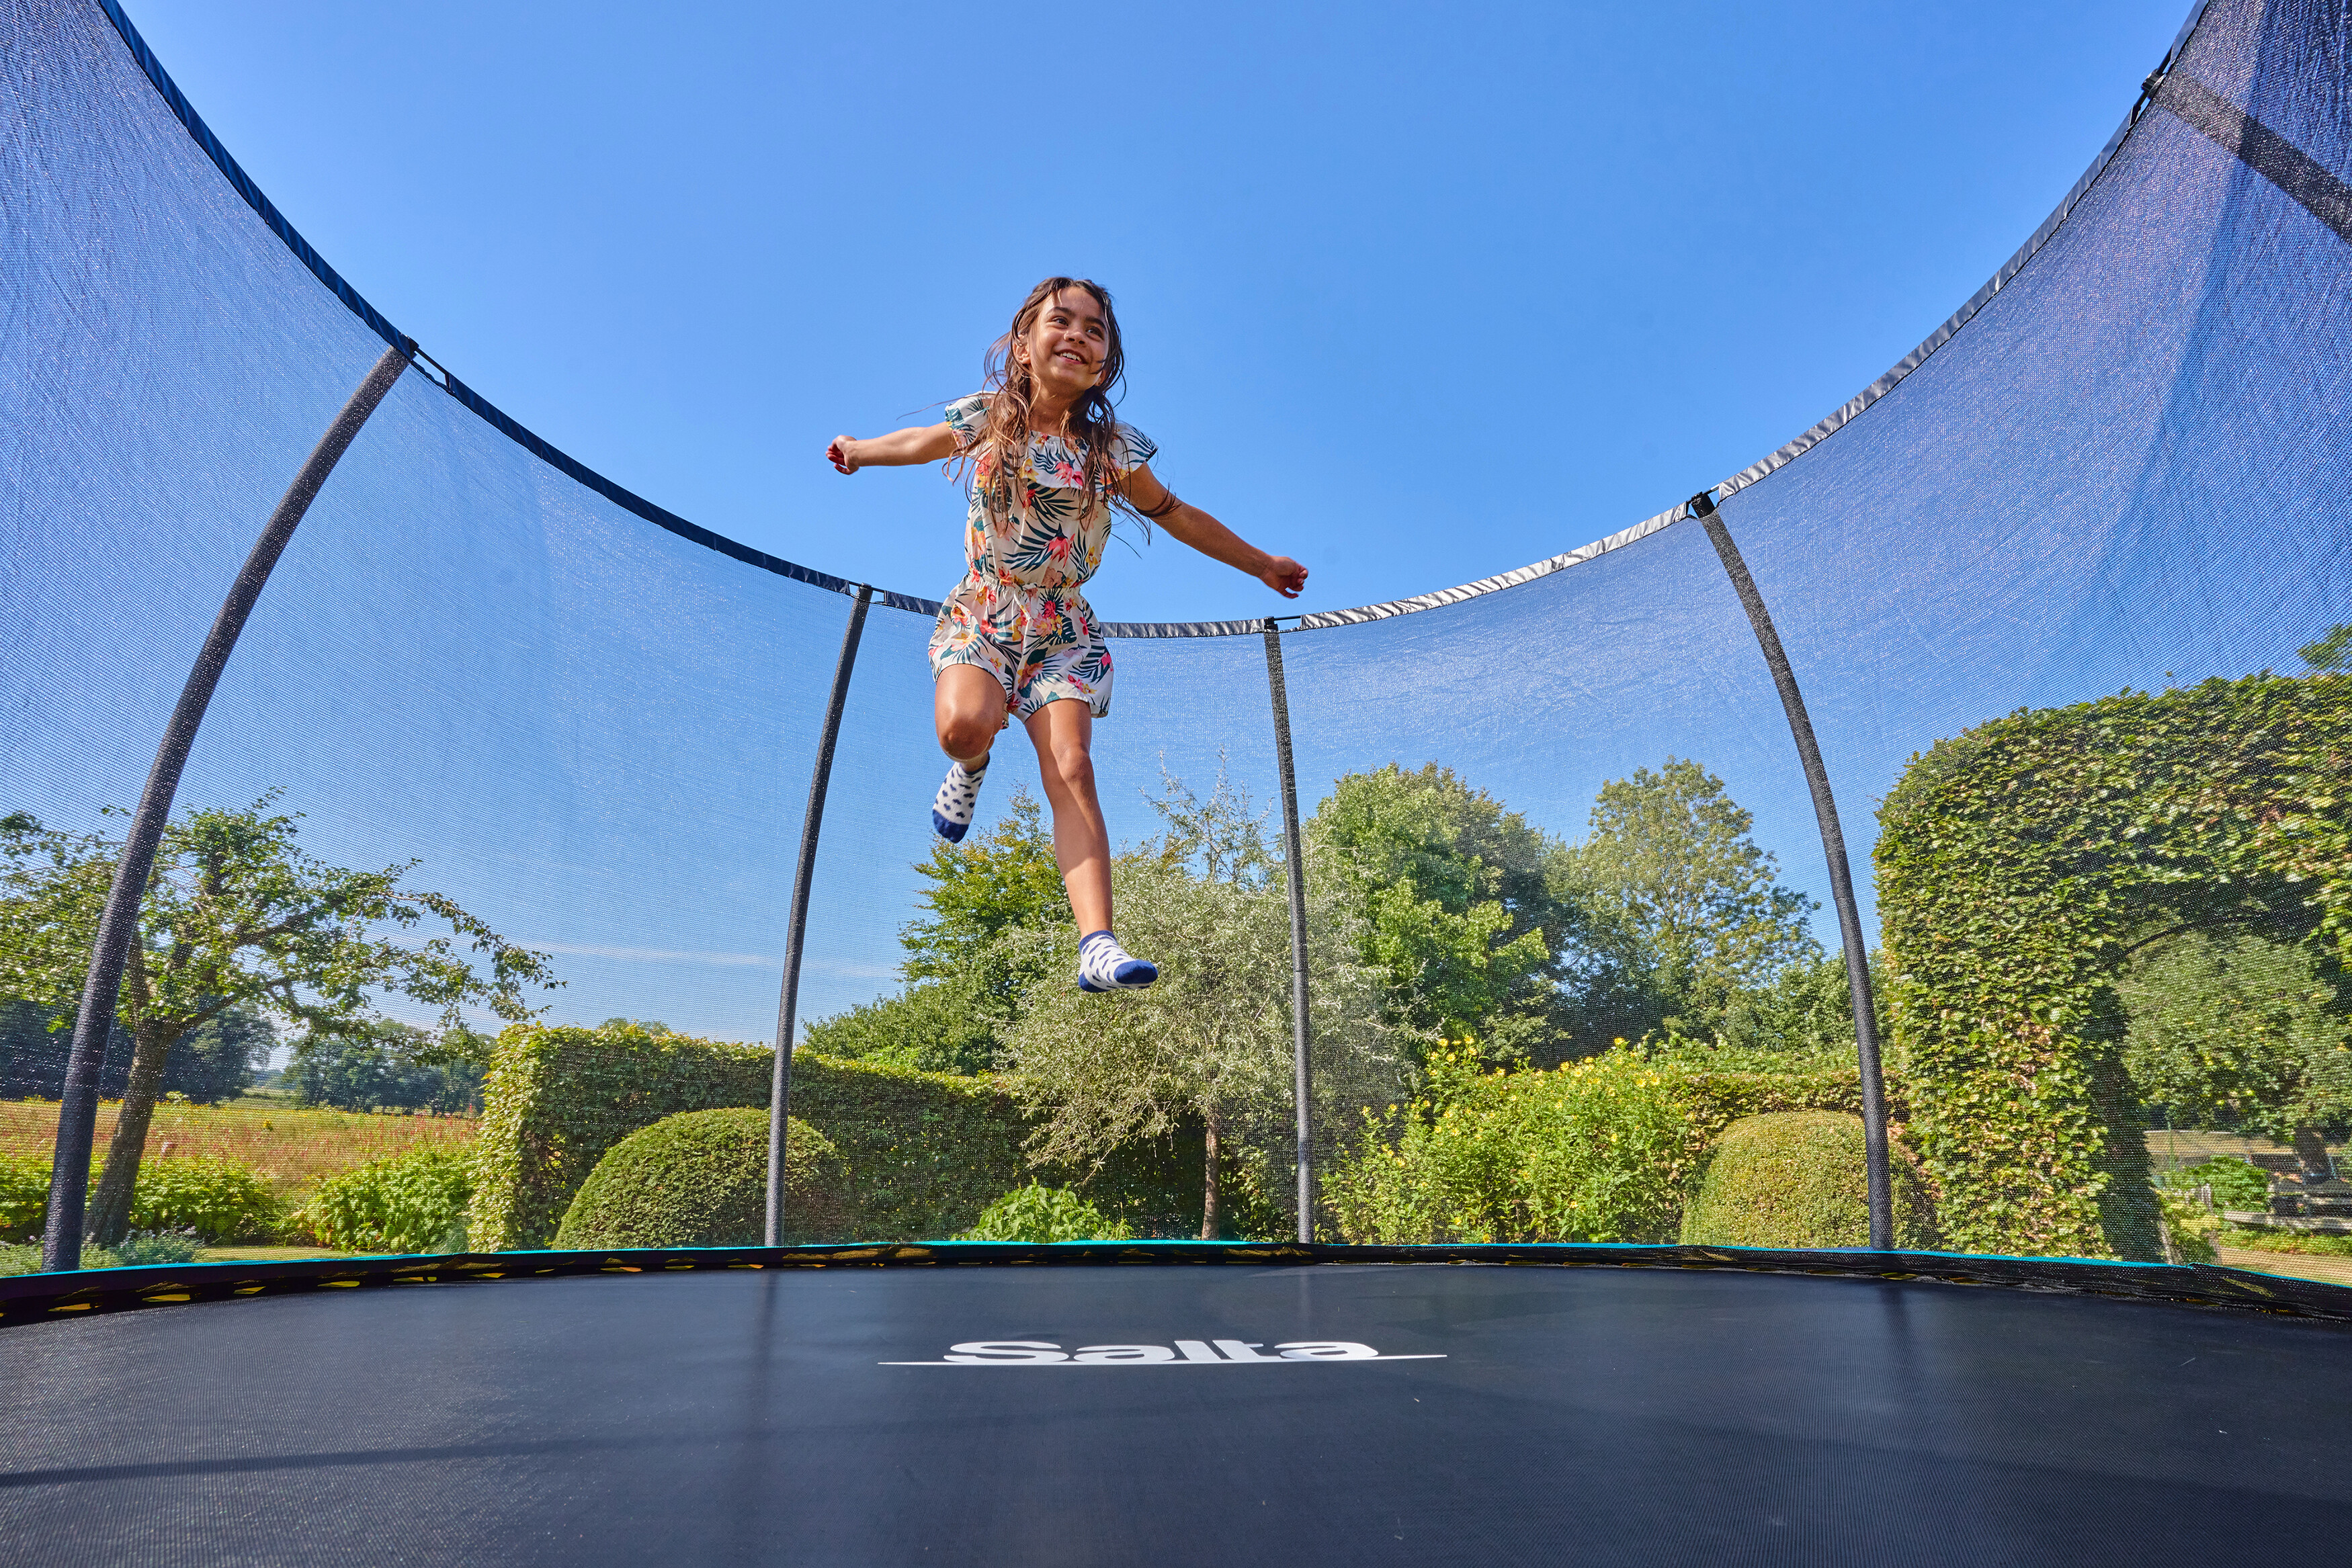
[1685,490,1718,520]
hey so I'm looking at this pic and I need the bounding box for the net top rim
[89,0,2212,640]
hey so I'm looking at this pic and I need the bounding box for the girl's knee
[938,713,999,758]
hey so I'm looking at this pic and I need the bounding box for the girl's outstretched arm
[827,424,956,474]
[1119,464,1308,599]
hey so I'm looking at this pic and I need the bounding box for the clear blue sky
[130,0,2193,627]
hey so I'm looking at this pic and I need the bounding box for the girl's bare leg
[935,665,1006,764]
[1023,697,1112,933]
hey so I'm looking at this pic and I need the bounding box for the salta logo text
[882,1339,1444,1366]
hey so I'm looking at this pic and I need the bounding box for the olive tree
[1006,770,1408,1239]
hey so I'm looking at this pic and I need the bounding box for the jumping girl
[826,277,1308,993]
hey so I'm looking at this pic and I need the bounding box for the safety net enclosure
[4,0,2352,1311]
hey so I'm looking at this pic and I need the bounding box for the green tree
[1572,758,1821,1039]
[1308,763,1585,1055]
[1007,776,1405,1239]
[290,1017,487,1113]
[0,797,557,1244]
[2119,927,2352,1180]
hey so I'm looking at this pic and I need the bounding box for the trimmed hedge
[468,1024,770,1250]
[554,1110,849,1248]
[303,1145,474,1255]
[1876,671,2352,1260]
[468,1022,1224,1250]
[1679,1112,1937,1249]
[1330,1046,1910,1244]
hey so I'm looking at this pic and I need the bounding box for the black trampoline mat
[5,1263,2349,1564]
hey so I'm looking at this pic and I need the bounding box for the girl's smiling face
[1019,288,1109,402]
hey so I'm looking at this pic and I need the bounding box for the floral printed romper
[927,392,1155,720]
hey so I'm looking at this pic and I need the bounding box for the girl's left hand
[826,436,860,474]
[1259,556,1308,599]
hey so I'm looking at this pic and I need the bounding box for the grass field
[1,1097,476,1205]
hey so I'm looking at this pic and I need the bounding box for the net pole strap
[39,342,413,1272]
[767,584,873,1246]
[1691,493,1896,1250]
[1263,622,1316,1243]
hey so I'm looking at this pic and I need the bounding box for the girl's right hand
[826,436,859,474]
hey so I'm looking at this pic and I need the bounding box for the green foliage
[124,1157,282,1242]
[554,1108,849,1248]
[1008,779,1403,1239]
[466,1020,1218,1249]
[0,1229,202,1275]
[1573,758,1822,1041]
[801,976,1000,1076]
[1,1152,48,1240]
[1876,670,2352,1260]
[1308,763,1579,1049]
[302,1145,476,1254]
[292,1018,487,1113]
[1679,1111,1937,1249]
[467,1022,771,1250]
[2218,1224,2352,1257]
[2160,1156,2270,1211]
[2118,930,2352,1146]
[2152,1188,2221,1262]
[1331,1044,1900,1245]
[956,1181,1136,1242]
[0,1151,280,1244]
[810,788,1066,1076]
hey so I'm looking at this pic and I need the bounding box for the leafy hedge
[1876,671,2352,1260]
[468,1022,1227,1250]
[554,1110,849,1248]
[1329,1045,1908,1244]
[302,1145,474,1254]
[1680,1111,1937,1249]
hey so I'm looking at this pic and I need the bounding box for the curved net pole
[766,584,873,1246]
[1262,621,1315,1242]
[1689,492,1895,1250]
[40,342,413,1272]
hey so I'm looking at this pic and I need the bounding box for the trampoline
[5,1248,2352,1563]
[9,0,2352,1558]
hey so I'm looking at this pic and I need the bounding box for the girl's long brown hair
[963,276,1146,527]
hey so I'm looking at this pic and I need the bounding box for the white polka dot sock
[931,755,989,843]
[1077,929,1158,993]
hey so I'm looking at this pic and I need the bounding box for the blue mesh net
[5,0,2350,1264]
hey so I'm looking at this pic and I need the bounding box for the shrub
[1331,1045,1911,1245]
[0,1151,280,1244]
[2218,1224,2352,1258]
[126,1157,281,1242]
[302,1145,476,1254]
[2152,1188,2220,1263]
[554,1109,849,1248]
[1,1152,48,1241]
[468,1023,773,1250]
[958,1182,1136,1242]
[0,1229,204,1275]
[1679,1113,1937,1249]
[2162,1156,2269,1211]
[1331,1046,1707,1244]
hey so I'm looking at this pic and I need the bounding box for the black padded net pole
[40,341,412,1271]
[1262,620,1316,1242]
[767,584,874,1246]
[1691,491,1894,1250]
